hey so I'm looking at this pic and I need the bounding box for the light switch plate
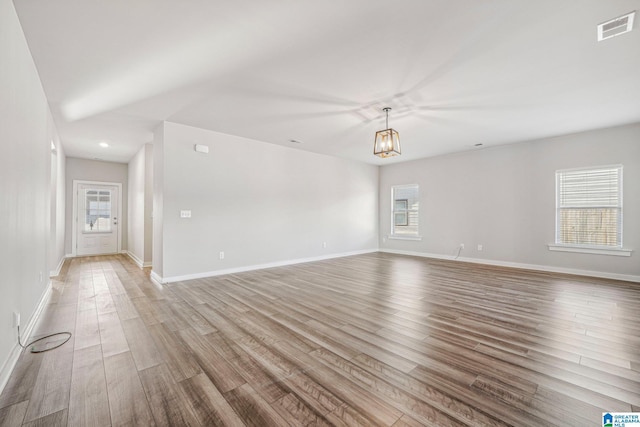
[180,210,191,218]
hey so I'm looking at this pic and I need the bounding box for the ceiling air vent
[598,11,635,41]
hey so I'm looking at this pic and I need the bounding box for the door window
[84,189,112,232]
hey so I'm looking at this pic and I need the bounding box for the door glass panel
[84,189,112,232]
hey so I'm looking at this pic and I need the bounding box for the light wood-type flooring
[0,253,639,426]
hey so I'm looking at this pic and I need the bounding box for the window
[391,184,419,238]
[555,165,622,248]
[84,189,112,232]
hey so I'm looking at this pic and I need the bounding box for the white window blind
[556,165,622,247]
[391,184,419,237]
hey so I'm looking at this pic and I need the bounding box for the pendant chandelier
[373,107,401,158]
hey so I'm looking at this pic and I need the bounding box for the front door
[76,183,119,256]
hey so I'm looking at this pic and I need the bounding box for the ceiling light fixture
[99,142,109,148]
[373,107,401,158]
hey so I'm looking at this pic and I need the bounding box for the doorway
[73,180,122,256]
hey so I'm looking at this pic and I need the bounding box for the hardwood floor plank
[129,296,162,327]
[68,345,111,427]
[177,327,246,393]
[146,322,202,382]
[22,408,67,427]
[223,383,290,427]
[0,351,43,410]
[0,400,28,426]
[170,301,217,335]
[178,373,247,427]
[274,370,343,416]
[138,363,200,426]
[307,319,418,373]
[73,308,100,351]
[111,294,139,322]
[22,338,74,423]
[1,253,638,426]
[102,351,154,426]
[94,287,115,316]
[97,311,129,358]
[271,392,332,426]
[120,317,163,371]
[303,360,404,426]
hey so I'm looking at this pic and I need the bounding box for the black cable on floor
[17,325,72,353]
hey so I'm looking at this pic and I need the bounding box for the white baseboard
[379,249,640,283]
[0,281,52,395]
[49,255,67,278]
[155,249,379,284]
[126,251,152,269]
[150,270,163,286]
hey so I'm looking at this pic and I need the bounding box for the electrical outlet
[477,244,483,251]
[460,243,465,250]
[13,312,20,328]
[322,242,327,249]
[39,272,43,283]
[219,251,225,260]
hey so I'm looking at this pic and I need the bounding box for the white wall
[379,122,640,280]
[152,124,165,278]
[49,138,66,276]
[127,143,153,267]
[65,158,128,255]
[153,121,379,281]
[0,0,58,390]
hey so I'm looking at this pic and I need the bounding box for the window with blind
[555,165,622,248]
[391,184,420,238]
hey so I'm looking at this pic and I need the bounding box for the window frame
[83,189,113,234]
[390,184,421,240]
[549,165,630,256]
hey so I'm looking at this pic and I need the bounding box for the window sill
[547,244,632,257]
[388,235,422,241]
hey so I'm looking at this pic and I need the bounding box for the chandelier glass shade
[373,107,401,158]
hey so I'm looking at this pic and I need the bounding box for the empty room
[1,0,639,426]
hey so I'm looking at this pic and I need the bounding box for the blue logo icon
[603,413,613,427]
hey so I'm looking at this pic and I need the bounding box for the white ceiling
[14,0,640,165]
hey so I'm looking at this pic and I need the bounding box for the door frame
[72,180,123,257]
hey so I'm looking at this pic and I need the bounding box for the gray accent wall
[379,122,640,279]
[153,121,379,280]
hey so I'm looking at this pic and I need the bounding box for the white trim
[555,165,623,248]
[391,184,420,239]
[0,281,52,395]
[388,235,423,241]
[379,249,640,283]
[126,251,152,269]
[150,270,164,286]
[72,180,123,257]
[49,255,67,277]
[157,249,378,284]
[547,244,632,257]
